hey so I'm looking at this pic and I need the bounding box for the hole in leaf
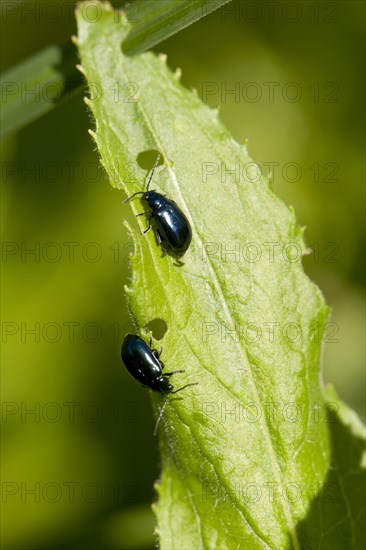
[144,318,168,341]
[136,149,163,170]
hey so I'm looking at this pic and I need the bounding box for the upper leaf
[76,3,366,548]
[1,0,229,139]
[122,0,233,55]
[0,43,82,140]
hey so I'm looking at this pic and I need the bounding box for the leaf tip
[174,67,182,80]
[76,63,85,76]
[124,284,133,295]
[88,128,98,141]
[153,479,161,494]
[158,52,168,63]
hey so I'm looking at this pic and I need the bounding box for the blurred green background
[1,1,365,549]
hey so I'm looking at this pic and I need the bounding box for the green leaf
[0,43,82,140]
[122,0,233,55]
[76,3,366,548]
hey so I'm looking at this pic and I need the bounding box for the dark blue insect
[125,153,192,260]
[121,333,197,434]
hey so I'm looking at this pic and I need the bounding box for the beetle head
[144,190,165,209]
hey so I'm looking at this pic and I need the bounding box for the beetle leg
[155,230,163,244]
[152,348,163,360]
[164,369,185,376]
[155,231,167,257]
[149,337,163,359]
[136,210,151,217]
[143,218,152,234]
[160,243,168,257]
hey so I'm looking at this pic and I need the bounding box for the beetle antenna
[153,383,198,435]
[171,382,198,394]
[146,152,161,192]
[123,191,144,204]
[153,395,169,436]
